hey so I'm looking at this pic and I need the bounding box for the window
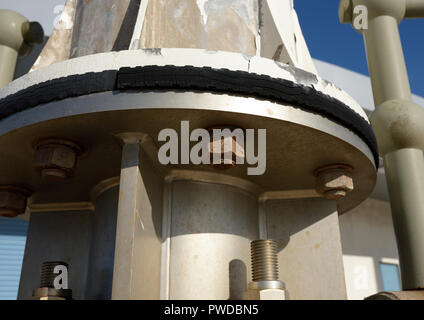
[0,217,28,300]
[379,262,401,292]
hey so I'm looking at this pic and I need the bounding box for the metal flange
[0,185,32,218]
[0,49,377,213]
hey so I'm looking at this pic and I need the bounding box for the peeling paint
[30,0,77,71]
[143,48,162,55]
[196,0,208,26]
[70,0,133,58]
[139,0,257,56]
[206,6,256,56]
[204,0,259,36]
[140,0,206,50]
[274,61,318,86]
[243,54,252,62]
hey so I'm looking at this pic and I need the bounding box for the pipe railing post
[340,0,424,290]
[405,0,424,18]
[0,10,43,88]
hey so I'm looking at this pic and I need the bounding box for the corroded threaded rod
[251,240,279,282]
[40,261,68,288]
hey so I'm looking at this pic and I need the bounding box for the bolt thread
[251,240,279,282]
[40,261,68,288]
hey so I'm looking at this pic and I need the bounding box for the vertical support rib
[112,138,142,299]
[159,178,172,300]
[111,133,163,299]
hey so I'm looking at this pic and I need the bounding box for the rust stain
[206,6,256,56]
[31,0,77,71]
[140,0,206,49]
[140,0,256,56]
[70,0,132,58]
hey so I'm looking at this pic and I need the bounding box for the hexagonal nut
[0,186,31,218]
[34,139,82,181]
[315,165,354,200]
[244,288,286,300]
[208,127,245,170]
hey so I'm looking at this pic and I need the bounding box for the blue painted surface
[379,263,401,292]
[0,217,28,300]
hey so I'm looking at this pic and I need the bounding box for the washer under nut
[314,164,354,200]
[34,139,83,181]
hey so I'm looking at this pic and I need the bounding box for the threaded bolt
[40,261,68,288]
[251,240,279,282]
[32,261,72,300]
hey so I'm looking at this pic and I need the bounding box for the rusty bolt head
[314,164,354,200]
[0,185,32,218]
[207,126,245,170]
[34,139,82,181]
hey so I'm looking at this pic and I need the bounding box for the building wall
[266,198,347,300]
[339,198,400,300]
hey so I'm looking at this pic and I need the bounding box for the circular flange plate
[0,49,377,213]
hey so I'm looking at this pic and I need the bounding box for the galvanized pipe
[405,0,424,18]
[0,44,18,88]
[364,16,424,290]
[0,10,26,88]
[384,149,424,289]
[363,15,412,106]
[340,0,424,290]
[0,10,44,88]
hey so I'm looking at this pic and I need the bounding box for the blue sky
[295,0,424,97]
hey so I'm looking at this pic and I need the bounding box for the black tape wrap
[0,65,379,168]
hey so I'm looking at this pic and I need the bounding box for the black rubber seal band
[0,66,379,167]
